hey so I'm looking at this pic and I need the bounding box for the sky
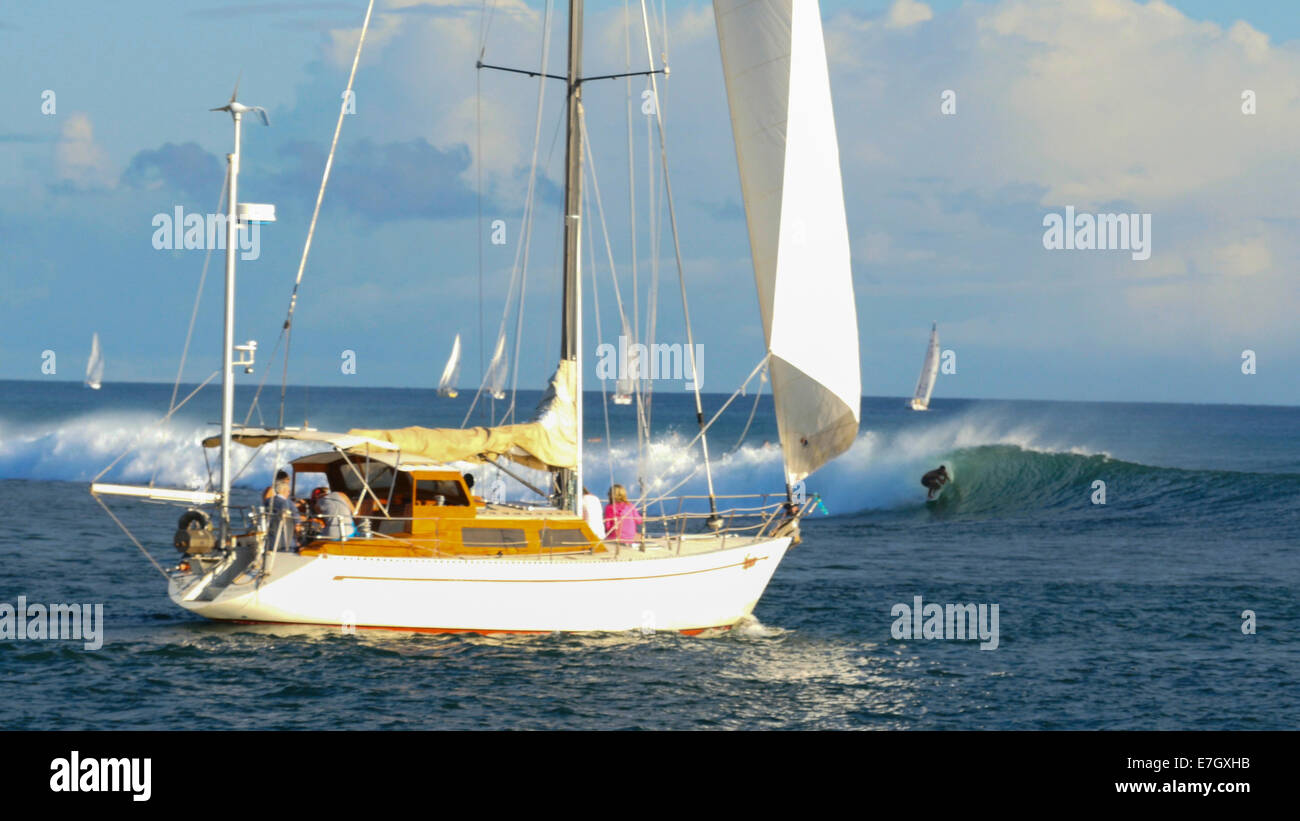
[1,0,1297,406]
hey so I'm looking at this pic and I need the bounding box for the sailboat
[437,334,462,399]
[484,334,507,401]
[909,322,939,411]
[90,0,859,634]
[612,319,636,405]
[84,333,104,390]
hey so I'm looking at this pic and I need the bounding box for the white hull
[170,535,792,634]
[908,398,928,411]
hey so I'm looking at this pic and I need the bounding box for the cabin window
[329,462,408,500]
[414,479,470,507]
[540,528,590,548]
[460,528,527,548]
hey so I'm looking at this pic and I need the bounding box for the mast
[558,0,584,514]
[220,110,241,547]
[475,0,665,513]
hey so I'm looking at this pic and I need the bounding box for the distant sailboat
[612,319,636,405]
[437,334,461,398]
[909,322,939,411]
[483,334,507,401]
[85,333,104,390]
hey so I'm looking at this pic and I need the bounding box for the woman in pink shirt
[603,484,642,543]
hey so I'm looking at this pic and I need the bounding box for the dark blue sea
[0,379,1296,729]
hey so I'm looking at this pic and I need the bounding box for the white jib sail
[437,334,462,396]
[715,0,860,484]
[484,333,507,400]
[911,323,940,410]
[85,332,104,390]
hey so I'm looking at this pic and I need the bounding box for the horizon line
[1,378,1296,411]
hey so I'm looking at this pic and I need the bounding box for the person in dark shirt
[265,475,301,551]
[920,465,949,500]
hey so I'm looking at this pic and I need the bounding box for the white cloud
[886,0,933,29]
[54,113,113,190]
[824,0,1300,350]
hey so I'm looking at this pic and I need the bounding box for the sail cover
[714,0,860,483]
[347,359,577,471]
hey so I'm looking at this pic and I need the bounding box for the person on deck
[582,487,606,540]
[463,472,485,505]
[314,487,357,541]
[265,475,301,551]
[262,469,290,506]
[603,484,642,544]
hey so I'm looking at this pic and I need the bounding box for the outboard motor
[174,509,217,555]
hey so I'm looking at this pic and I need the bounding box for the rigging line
[477,37,485,388]
[462,0,555,429]
[636,0,721,514]
[583,112,649,488]
[92,495,172,581]
[623,0,651,497]
[276,0,376,431]
[637,355,771,510]
[505,0,555,426]
[579,118,633,374]
[583,179,616,490]
[624,0,638,356]
[726,363,766,456]
[228,438,269,489]
[92,370,221,485]
[167,165,228,416]
[153,164,229,489]
[637,0,660,464]
[241,329,283,427]
[477,1,489,393]
[479,0,500,54]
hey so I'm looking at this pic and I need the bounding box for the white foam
[0,406,1106,514]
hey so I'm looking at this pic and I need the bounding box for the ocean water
[0,379,1296,729]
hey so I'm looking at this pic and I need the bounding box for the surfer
[921,465,949,500]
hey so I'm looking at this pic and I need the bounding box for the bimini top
[200,427,401,452]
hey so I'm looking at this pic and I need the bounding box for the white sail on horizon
[85,332,104,390]
[484,333,507,401]
[715,0,860,484]
[613,317,637,405]
[910,322,940,411]
[437,334,462,398]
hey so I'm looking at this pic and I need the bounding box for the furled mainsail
[349,359,577,471]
